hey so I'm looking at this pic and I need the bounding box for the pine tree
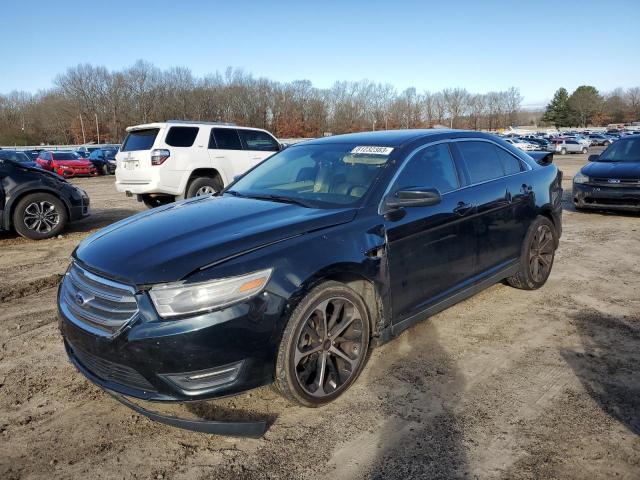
[542,88,571,128]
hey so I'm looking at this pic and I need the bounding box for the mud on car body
[58,129,562,435]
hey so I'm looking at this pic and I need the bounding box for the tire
[12,192,68,240]
[100,164,108,175]
[275,281,371,407]
[186,177,222,198]
[582,147,588,154]
[140,194,174,209]
[560,148,567,155]
[507,216,557,290]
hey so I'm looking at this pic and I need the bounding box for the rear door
[238,129,280,167]
[117,128,161,183]
[208,128,248,181]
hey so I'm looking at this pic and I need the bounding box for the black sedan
[0,156,90,239]
[573,135,640,212]
[58,130,562,436]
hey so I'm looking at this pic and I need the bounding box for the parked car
[504,137,537,151]
[521,137,550,150]
[0,155,90,239]
[36,151,97,178]
[88,147,118,175]
[587,134,614,146]
[115,121,283,208]
[59,129,562,436]
[0,149,41,168]
[573,134,640,212]
[76,146,100,158]
[548,139,588,155]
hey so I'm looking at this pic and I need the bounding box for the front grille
[69,342,156,392]
[590,178,640,187]
[60,262,138,337]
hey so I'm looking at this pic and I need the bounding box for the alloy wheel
[23,201,60,234]
[195,186,217,196]
[294,297,365,398]
[529,224,554,283]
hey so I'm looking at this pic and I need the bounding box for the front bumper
[58,283,286,402]
[573,183,640,211]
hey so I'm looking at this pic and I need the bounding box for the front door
[208,128,250,182]
[385,142,477,324]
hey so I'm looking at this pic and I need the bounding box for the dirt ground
[1,149,639,480]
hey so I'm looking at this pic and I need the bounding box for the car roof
[299,129,495,147]
[125,121,266,133]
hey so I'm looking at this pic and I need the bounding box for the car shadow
[67,208,142,233]
[560,310,640,436]
[362,321,468,479]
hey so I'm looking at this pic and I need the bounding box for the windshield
[53,152,81,160]
[0,151,31,163]
[598,137,640,163]
[227,143,392,208]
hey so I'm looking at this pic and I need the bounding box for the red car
[36,151,97,178]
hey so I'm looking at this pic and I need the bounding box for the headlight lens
[573,172,589,184]
[149,268,273,318]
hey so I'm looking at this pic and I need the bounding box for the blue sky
[1,0,639,107]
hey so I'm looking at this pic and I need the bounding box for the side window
[238,129,279,152]
[456,141,505,184]
[89,150,99,159]
[391,143,459,194]
[164,126,199,147]
[494,147,524,175]
[212,128,243,150]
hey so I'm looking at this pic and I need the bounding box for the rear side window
[165,126,199,147]
[212,128,243,150]
[392,143,459,194]
[122,128,160,151]
[456,141,505,184]
[494,147,524,175]
[238,129,279,152]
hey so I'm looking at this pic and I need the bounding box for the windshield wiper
[246,193,311,208]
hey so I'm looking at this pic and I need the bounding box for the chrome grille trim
[60,262,139,337]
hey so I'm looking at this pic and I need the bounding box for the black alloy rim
[294,297,365,398]
[529,224,554,282]
[23,201,60,233]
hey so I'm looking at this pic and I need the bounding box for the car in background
[504,137,537,151]
[25,149,43,161]
[548,139,588,155]
[587,134,614,146]
[36,151,97,178]
[521,137,550,150]
[573,134,640,212]
[88,147,118,175]
[0,155,90,239]
[115,120,283,208]
[0,149,41,168]
[76,146,101,158]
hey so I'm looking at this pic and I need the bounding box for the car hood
[583,161,640,179]
[55,160,92,167]
[74,196,357,285]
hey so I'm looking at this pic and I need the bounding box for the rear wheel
[140,194,174,209]
[507,216,557,290]
[12,192,68,240]
[560,148,567,155]
[186,177,222,198]
[581,147,588,154]
[275,281,370,407]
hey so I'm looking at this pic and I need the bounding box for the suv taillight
[151,149,170,166]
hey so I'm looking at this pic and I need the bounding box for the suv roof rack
[166,120,236,126]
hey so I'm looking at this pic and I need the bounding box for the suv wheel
[560,147,567,155]
[186,177,222,198]
[507,216,557,290]
[581,147,588,154]
[140,194,174,209]
[275,281,370,407]
[13,192,68,240]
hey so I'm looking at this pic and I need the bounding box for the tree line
[0,61,527,145]
[542,85,640,128]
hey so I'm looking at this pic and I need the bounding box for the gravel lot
[1,148,639,479]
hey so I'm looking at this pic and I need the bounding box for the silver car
[548,139,588,155]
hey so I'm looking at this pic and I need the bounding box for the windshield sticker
[351,146,394,155]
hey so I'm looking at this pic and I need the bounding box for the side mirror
[279,143,288,151]
[384,188,442,210]
[588,154,600,162]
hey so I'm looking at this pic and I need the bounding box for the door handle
[453,201,475,216]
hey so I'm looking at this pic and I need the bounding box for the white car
[503,138,537,151]
[115,121,282,208]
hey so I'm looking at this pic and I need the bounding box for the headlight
[149,268,273,318]
[59,165,70,169]
[573,172,589,184]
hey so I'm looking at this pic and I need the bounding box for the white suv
[115,121,282,207]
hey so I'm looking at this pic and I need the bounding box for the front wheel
[275,281,371,407]
[507,216,557,290]
[12,192,68,240]
[582,147,588,154]
[560,148,567,155]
